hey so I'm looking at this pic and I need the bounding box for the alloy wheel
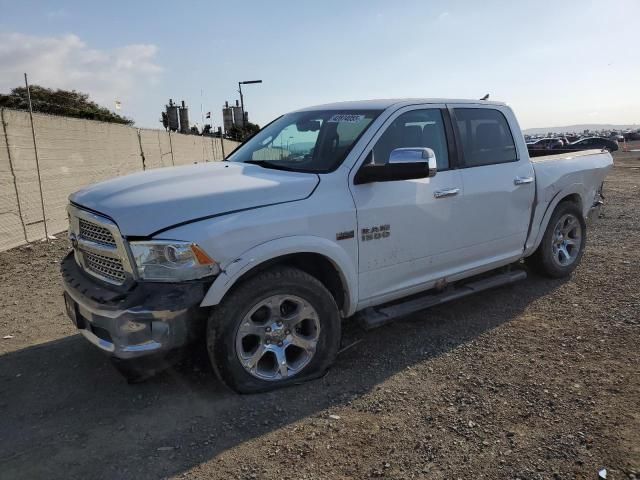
[551,213,582,267]
[235,294,321,381]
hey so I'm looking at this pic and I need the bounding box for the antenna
[480,94,490,101]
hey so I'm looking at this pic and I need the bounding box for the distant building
[163,99,190,133]
[222,102,234,132]
[179,100,189,134]
[222,99,249,134]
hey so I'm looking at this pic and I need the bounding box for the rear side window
[454,108,517,167]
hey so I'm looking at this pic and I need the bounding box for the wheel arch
[558,192,583,211]
[201,236,358,316]
[525,184,587,256]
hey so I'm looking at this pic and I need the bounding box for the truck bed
[529,148,609,162]
[531,148,612,209]
[524,148,613,254]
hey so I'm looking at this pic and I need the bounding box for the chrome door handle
[434,188,460,198]
[514,176,534,185]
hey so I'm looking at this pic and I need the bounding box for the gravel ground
[0,145,638,480]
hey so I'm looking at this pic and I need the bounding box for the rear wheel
[526,201,586,278]
[207,266,341,393]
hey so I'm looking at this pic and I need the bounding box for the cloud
[0,32,162,108]
[437,11,450,21]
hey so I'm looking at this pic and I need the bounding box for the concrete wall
[0,108,239,251]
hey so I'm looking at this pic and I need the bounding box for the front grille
[70,205,131,285]
[83,250,126,283]
[79,218,116,247]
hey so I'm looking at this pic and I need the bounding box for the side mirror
[354,147,437,185]
[389,147,437,177]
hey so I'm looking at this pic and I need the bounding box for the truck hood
[70,162,319,236]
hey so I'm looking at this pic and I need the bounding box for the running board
[356,269,527,330]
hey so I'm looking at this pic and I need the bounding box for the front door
[349,106,464,306]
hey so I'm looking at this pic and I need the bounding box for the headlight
[129,240,220,281]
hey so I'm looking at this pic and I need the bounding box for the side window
[454,108,517,167]
[371,109,449,170]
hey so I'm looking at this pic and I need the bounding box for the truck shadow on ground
[0,272,565,479]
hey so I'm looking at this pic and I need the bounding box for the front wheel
[526,201,587,278]
[207,266,341,393]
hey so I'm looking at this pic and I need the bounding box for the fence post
[1,108,28,243]
[24,73,49,242]
[156,130,163,167]
[219,128,225,159]
[136,129,146,170]
[168,131,175,166]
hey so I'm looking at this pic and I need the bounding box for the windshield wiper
[243,160,301,172]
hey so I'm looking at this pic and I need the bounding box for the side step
[356,269,527,330]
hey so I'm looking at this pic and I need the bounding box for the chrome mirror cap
[388,147,437,177]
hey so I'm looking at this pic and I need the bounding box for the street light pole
[238,82,245,129]
[237,79,262,139]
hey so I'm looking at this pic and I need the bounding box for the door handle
[514,176,534,185]
[434,188,460,198]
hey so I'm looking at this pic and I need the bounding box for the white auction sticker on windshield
[327,114,365,123]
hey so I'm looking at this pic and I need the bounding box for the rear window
[454,108,517,167]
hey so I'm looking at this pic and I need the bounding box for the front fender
[200,236,358,316]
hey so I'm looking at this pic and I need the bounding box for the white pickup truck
[61,99,612,392]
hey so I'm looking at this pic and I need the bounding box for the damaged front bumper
[61,252,210,360]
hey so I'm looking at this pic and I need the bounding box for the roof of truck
[295,98,507,112]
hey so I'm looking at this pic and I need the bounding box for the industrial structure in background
[160,78,262,140]
[161,99,190,133]
[222,80,262,140]
[222,100,247,132]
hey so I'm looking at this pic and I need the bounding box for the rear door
[450,105,535,269]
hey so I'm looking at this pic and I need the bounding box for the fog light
[121,320,147,333]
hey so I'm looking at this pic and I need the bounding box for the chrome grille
[79,218,116,247]
[83,251,126,283]
[69,204,133,286]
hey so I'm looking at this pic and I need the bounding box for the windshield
[227,110,381,172]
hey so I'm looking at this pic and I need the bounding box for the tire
[207,266,341,394]
[526,201,587,278]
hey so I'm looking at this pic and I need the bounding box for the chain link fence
[0,108,239,251]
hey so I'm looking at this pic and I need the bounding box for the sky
[0,0,638,130]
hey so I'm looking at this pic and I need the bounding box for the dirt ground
[1,145,638,480]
